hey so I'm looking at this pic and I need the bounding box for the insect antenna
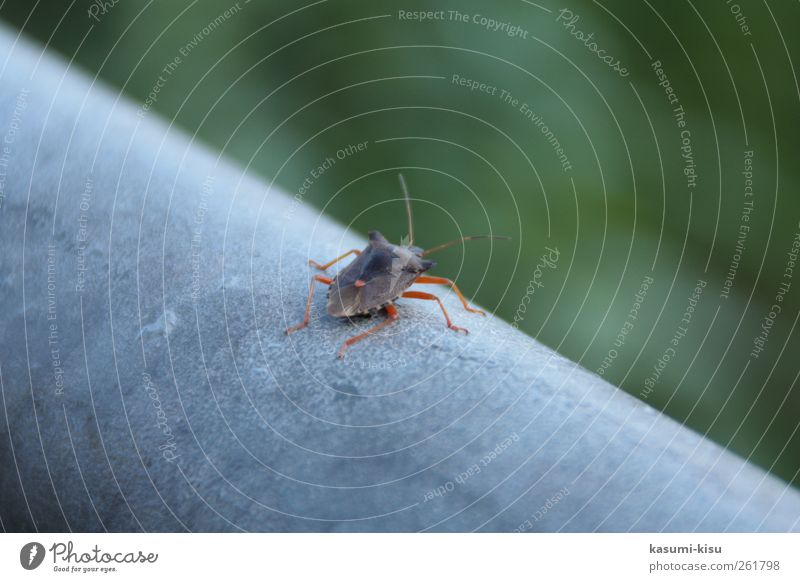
[422,235,512,257]
[398,173,414,247]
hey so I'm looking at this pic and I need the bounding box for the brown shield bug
[285,174,510,358]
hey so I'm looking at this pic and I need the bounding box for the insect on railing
[285,174,510,358]
[1,24,799,532]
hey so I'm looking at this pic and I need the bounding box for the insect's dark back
[326,230,435,317]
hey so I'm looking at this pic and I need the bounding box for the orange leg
[309,249,360,270]
[401,291,468,334]
[414,276,486,316]
[285,274,333,334]
[337,304,399,359]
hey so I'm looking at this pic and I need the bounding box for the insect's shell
[326,230,435,317]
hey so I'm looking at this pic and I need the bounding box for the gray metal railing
[1,24,798,532]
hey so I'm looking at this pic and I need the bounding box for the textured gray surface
[1,25,799,532]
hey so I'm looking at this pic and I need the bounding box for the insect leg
[308,249,361,270]
[413,276,486,316]
[337,304,399,359]
[401,291,468,334]
[285,274,333,334]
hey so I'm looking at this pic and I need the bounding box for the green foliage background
[3,0,798,486]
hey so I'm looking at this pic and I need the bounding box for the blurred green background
[3,0,798,486]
